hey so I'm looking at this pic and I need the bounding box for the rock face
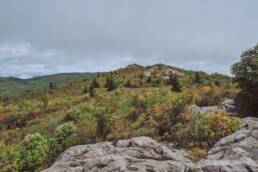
[43,137,194,172]
[193,117,258,172]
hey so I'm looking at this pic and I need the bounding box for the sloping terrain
[0,64,239,171]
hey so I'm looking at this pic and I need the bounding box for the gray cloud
[0,0,258,77]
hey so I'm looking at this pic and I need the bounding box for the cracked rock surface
[43,137,194,172]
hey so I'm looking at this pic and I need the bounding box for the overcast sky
[0,0,258,78]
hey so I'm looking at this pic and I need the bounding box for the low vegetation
[0,63,243,171]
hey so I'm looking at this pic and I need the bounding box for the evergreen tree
[89,83,95,97]
[124,80,131,88]
[49,82,54,89]
[139,72,144,79]
[105,76,110,88]
[194,72,202,84]
[169,75,183,92]
[106,76,117,91]
[92,78,100,88]
[82,85,88,94]
[147,76,152,84]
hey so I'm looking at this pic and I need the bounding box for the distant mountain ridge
[0,63,231,98]
[0,72,96,97]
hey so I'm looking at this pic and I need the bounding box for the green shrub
[17,133,48,171]
[190,111,240,147]
[170,123,189,147]
[170,95,193,122]
[169,75,183,92]
[232,44,258,116]
[92,78,100,88]
[170,111,240,148]
[63,111,80,122]
[95,112,111,139]
[105,76,117,91]
[0,142,19,172]
[54,122,77,147]
[89,83,95,97]
[195,85,228,106]
[48,122,77,163]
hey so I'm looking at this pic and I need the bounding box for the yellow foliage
[187,148,208,162]
[200,86,212,93]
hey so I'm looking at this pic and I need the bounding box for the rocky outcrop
[193,117,258,172]
[43,137,194,172]
[44,117,258,172]
[191,99,237,115]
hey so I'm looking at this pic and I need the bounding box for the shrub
[127,96,145,122]
[0,142,19,172]
[194,72,204,85]
[95,112,111,139]
[54,122,77,147]
[105,76,117,91]
[195,85,229,106]
[170,95,194,123]
[170,123,189,147]
[187,148,207,162]
[199,111,240,147]
[232,44,258,116]
[48,122,77,162]
[144,104,171,137]
[17,133,48,171]
[169,75,183,92]
[170,111,240,148]
[92,78,100,88]
[82,85,88,94]
[89,83,95,97]
[124,80,131,88]
[77,120,96,144]
[63,111,80,122]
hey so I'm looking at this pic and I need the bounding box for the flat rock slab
[43,137,194,172]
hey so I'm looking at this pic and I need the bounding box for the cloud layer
[1,0,258,77]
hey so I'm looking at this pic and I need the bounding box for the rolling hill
[0,73,96,97]
[0,64,238,171]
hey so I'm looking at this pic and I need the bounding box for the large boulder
[43,137,194,172]
[193,117,258,172]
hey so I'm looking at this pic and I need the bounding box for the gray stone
[219,99,236,112]
[43,137,194,172]
[191,99,236,115]
[191,105,222,115]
